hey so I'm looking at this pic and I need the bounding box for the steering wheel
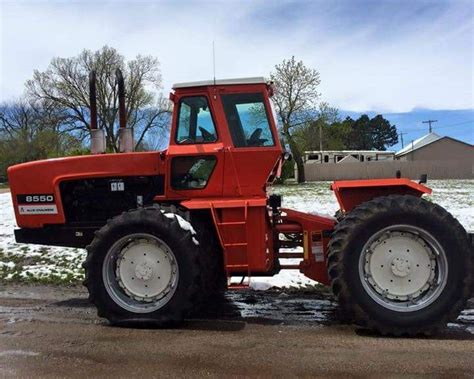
[247,128,268,146]
[199,127,215,142]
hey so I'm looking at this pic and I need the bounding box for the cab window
[221,93,275,147]
[171,156,217,190]
[176,96,217,144]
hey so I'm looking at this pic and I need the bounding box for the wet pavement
[1,284,473,377]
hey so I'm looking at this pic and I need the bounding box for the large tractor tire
[191,212,227,299]
[157,205,227,303]
[83,206,201,326]
[327,195,473,335]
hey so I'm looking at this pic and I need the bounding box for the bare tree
[270,56,321,183]
[26,46,171,152]
[0,99,37,140]
[0,99,83,176]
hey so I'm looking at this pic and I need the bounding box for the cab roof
[172,77,266,89]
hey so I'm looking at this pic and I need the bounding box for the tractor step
[226,264,249,270]
[224,242,248,247]
[228,275,252,290]
[228,284,252,290]
[218,221,246,226]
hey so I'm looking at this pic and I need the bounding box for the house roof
[337,155,360,163]
[172,77,266,89]
[396,132,442,157]
[305,150,395,154]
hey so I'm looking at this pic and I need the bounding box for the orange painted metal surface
[281,209,335,285]
[331,178,432,212]
[8,152,163,228]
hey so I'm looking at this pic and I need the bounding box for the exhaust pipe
[89,70,105,154]
[116,68,134,153]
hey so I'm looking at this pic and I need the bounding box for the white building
[304,150,395,164]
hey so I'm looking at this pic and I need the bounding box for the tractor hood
[8,151,164,228]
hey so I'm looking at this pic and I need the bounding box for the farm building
[395,132,474,162]
[303,133,473,181]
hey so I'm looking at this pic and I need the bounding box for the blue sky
[0,0,472,148]
[342,108,473,150]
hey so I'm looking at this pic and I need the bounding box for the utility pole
[319,123,323,153]
[399,132,407,148]
[422,120,437,133]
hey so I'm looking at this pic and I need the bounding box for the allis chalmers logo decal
[17,194,58,215]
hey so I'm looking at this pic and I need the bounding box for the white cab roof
[172,77,266,89]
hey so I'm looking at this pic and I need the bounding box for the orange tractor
[8,71,473,335]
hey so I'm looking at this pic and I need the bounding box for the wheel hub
[114,237,178,303]
[391,256,410,277]
[359,225,447,312]
[135,261,153,281]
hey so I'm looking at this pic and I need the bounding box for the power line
[422,119,437,133]
[400,120,473,133]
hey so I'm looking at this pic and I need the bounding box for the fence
[304,160,473,181]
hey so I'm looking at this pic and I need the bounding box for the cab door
[165,94,224,200]
[218,87,282,197]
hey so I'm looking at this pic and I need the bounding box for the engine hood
[8,151,164,228]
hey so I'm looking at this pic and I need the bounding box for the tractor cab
[162,78,283,201]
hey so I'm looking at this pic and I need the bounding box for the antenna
[212,40,216,85]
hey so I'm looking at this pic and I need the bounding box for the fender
[331,178,432,213]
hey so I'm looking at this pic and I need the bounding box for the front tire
[83,207,201,326]
[327,195,473,335]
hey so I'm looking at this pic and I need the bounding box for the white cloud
[0,0,472,112]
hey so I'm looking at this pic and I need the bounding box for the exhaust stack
[89,70,105,154]
[116,68,134,153]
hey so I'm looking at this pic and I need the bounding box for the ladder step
[224,242,248,247]
[226,264,249,269]
[228,284,251,290]
[218,221,246,226]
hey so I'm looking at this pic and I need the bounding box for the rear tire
[327,195,473,335]
[83,206,201,326]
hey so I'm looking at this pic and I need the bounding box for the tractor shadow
[53,290,474,338]
[183,287,339,331]
[356,326,474,340]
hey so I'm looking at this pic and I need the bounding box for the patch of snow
[162,212,199,245]
[162,212,197,234]
[0,261,15,269]
[173,214,197,235]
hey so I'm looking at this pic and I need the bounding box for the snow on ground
[0,180,473,287]
[0,193,85,283]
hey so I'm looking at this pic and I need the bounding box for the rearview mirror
[283,152,292,161]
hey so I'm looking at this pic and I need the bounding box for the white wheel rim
[358,225,448,312]
[103,233,179,313]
